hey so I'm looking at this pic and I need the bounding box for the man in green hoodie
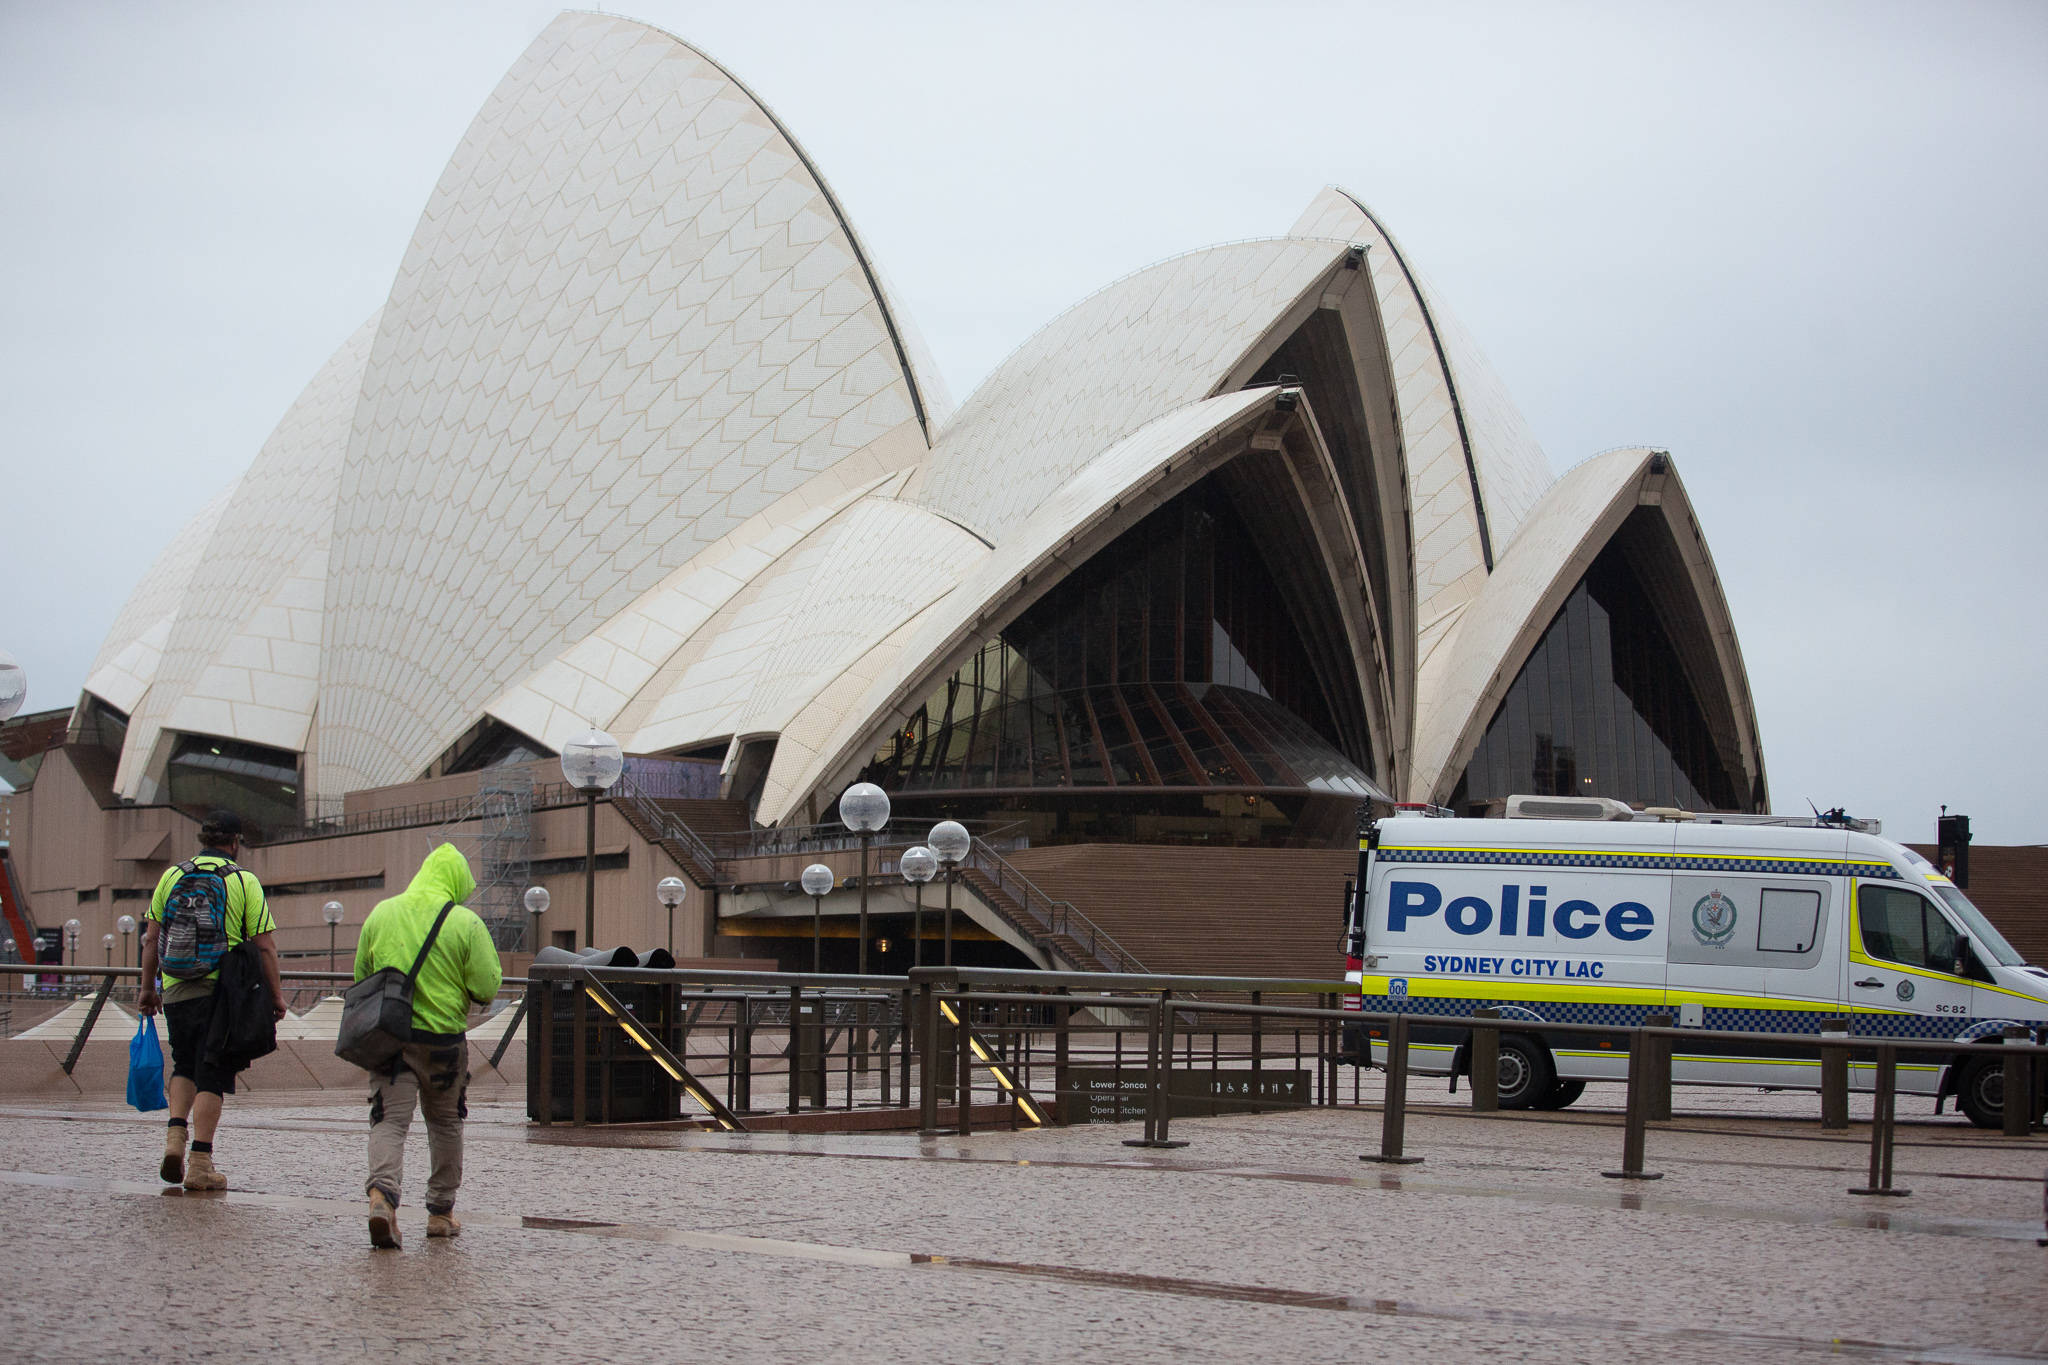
[352,843,501,1248]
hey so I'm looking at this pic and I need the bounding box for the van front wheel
[1531,1078,1586,1111]
[1497,1036,1555,1109]
[1955,1058,2004,1130]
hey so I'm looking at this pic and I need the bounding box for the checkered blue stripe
[1359,993,1981,1039]
[1359,994,1646,1028]
[1845,1013,1963,1040]
[1377,848,1900,879]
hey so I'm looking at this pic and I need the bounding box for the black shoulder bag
[336,901,456,1070]
[201,874,278,1072]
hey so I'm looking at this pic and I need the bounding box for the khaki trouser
[366,1035,469,1213]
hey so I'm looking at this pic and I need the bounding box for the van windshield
[1933,886,2026,966]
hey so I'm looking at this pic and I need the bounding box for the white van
[1342,798,2048,1128]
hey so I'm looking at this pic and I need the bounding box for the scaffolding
[429,771,534,950]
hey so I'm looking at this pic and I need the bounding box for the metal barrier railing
[517,961,1350,1135]
[526,964,932,1130]
[0,963,528,1073]
[10,959,2045,1199]
[900,965,2047,1194]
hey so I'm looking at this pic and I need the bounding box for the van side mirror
[1954,941,1990,982]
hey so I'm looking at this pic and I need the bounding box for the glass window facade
[1453,524,1751,813]
[439,719,551,775]
[54,696,129,803]
[0,708,69,790]
[166,734,301,835]
[863,482,1381,809]
[1247,310,1397,658]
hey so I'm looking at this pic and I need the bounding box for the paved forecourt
[0,1082,2043,1364]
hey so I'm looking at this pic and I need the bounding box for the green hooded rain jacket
[352,843,503,1037]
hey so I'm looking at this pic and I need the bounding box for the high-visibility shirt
[353,842,501,1036]
[146,849,273,1003]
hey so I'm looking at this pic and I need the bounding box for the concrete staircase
[955,864,1107,973]
[609,792,749,885]
[1002,844,1356,981]
[601,790,1347,982]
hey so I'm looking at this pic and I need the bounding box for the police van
[1342,796,2048,1128]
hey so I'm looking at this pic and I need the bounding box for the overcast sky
[3,2,2043,843]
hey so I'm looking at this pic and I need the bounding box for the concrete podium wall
[0,1034,525,1101]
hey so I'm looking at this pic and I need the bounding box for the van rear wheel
[1497,1036,1555,1109]
[1956,1058,2004,1130]
[1531,1078,1585,1111]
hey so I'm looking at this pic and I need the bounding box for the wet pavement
[1,1079,2044,1363]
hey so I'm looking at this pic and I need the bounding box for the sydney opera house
[1,12,1766,979]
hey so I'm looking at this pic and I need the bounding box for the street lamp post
[63,918,81,971]
[116,915,136,969]
[800,864,833,973]
[928,822,970,967]
[524,885,549,954]
[560,728,624,951]
[656,877,687,955]
[838,783,890,975]
[899,845,936,969]
[102,933,114,967]
[322,900,345,977]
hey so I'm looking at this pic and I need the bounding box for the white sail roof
[311,12,947,795]
[75,17,1762,828]
[913,239,1351,543]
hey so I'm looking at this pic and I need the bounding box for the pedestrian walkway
[0,1087,2041,1363]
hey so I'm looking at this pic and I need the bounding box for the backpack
[159,859,240,980]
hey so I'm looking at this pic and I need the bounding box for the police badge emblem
[1896,979,1915,1002]
[1691,890,1737,946]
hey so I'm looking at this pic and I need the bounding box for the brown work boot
[368,1188,401,1249]
[182,1149,226,1191]
[426,1210,461,1239]
[159,1126,186,1184]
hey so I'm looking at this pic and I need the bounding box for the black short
[162,996,238,1096]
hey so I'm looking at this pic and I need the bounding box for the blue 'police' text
[1387,881,1654,942]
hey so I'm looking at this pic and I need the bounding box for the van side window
[1757,888,1821,953]
[1857,884,1962,974]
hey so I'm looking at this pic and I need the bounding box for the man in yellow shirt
[137,810,284,1191]
[353,843,502,1248]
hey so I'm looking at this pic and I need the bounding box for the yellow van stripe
[1359,975,1856,1016]
[1383,845,1893,866]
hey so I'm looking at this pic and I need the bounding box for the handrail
[611,772,719,880]
[707,819,1026,861]
[0,963,530,988]
[962,837,1147,974]
[257,782,590,846]
[0,963,530,1067]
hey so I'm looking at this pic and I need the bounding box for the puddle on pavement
[6,1107,2042,1246]
[0,1166,919,1269]
[4,1164,2041,1360]
[942,1257,2041,1361]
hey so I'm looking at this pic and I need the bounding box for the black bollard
[1602,1028,1663,1180]
[1470,1008,1499,1113]
[1819,1016,1849,1131]
[2001,1026,2033,1138]
[1361,1014,1424,1165]
[1849,1044,1911,1196]
[1644,1013,1674,1122]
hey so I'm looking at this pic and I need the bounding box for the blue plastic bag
[127,1015,167,1112]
